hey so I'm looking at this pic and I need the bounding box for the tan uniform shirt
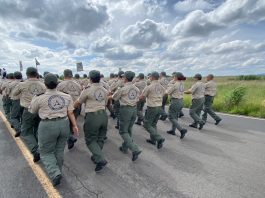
[12,79,46,108]
[100,79,110,91]
[142,80,165,107]
[110,79,124,92]
[159,77,169,89]
[112,82,140,106]
[166,81,184,99]
[189,81,205,99]
[29,89,74,119]
[1,80,12,96]
[204,80,217,96]
[108,78,116,86]
[82,79,90,88]
[8,80,21,100]
[134,80,147,94]
[78,83,108,113]
[57,79,82,102]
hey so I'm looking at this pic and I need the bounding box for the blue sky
[0,0,264,76]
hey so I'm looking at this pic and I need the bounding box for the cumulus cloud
[121,19,169,48]
[173,0,265,37]
[105,46,143,60]
[91,36,116,52]
[0,0,109,40]
[174,0,213,12]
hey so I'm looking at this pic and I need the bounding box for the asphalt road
[0,104,265,198]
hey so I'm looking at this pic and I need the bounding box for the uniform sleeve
[189,83,197,94]
[110,81,118,92]
[78,90,88,104]
[29,96,39,114]
[67,97,74,111]
[166,83,175,95]
[12,83,21,97]
[141,86,149,97]
[112,88,122,101]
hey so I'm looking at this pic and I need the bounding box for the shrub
[236,75,264,81]
[225,86,247,108]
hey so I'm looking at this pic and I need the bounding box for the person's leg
[189,99,201,125]
[97,111,108,149]
[160,95,168,120]
[38,121,61,180]
[144,107,163,142]
[10,100,22,136]
[5,97,12,121]
[55,119,70,172]
[114,101,120,128]
[168,100,184,133]
[120,107,140,153]
[21,109,39,155]
[204,96,221,122]
[83,113,105,163]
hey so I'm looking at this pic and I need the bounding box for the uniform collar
[27,78,39,81]
[46,89,57,93]
[151,80,158,84]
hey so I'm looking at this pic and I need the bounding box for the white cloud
[121,19,169,48]
[105,46,143,60]
[174,0,213,12]
[91,36,116,52]
[173,0,265,37]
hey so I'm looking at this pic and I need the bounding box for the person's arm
[67,110,79,135]
[29,96,39,114]
[140,86,149,100]
[112,88,122,101]
[184,83,196,94]
[12,83,21,97]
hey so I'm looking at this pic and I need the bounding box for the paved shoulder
[0,118,47,198]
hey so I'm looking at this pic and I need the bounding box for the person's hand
[72,126,79,136]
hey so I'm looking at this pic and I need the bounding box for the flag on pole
[76,62,84,72]
[35,58,40,69]
[19,60,23,71]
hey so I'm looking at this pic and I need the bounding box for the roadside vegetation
[182,76,265,118]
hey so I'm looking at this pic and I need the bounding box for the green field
[182,76,265,118]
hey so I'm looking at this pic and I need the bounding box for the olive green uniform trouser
[3,96,12,120]
[202,95,221,122]
[21,108,40,154]
[189,98,205,125]
[143,106,164,142]
[136,100,145,122]
[114,100,120,126]
[10,99,23,133]
[38,118,70,180]
[161,95,168,117]
[168,98,184,132]
[119,106,140,153]
[84,110,108,163]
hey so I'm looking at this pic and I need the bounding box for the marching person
[1,73,14,119]
[29,73,78,186]
[202,74,222,125]
[134,73,147,125]
[110,71,125,129]
[166,72,187,139]
[57,69,82,149]
[74,70,109,172]
[159,71,169,120]
[13,67,46,162]
[8,71,24,137]
[111,71,142,161]
[140,71,166,149]
[184,74,205,130]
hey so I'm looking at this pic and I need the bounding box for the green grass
[181,77,265,118]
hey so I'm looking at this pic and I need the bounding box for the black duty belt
[86,109,105,115]
[41,117,67,122]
